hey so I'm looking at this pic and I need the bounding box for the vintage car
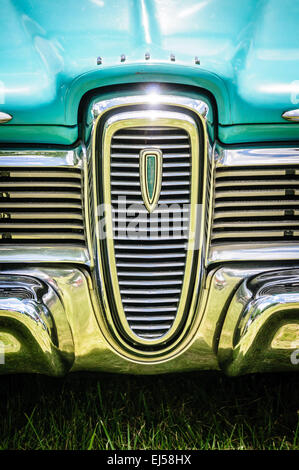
[0,0,299,376]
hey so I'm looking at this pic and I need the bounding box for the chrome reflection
[209,145,299,264]
[0,265,299,375]
[216,146,299,167]
[218,268,299,375]
[0,112,12,124]
[282,109,299,121]
[0,273,74,375]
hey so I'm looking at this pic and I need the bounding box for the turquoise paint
[0,125,78,145]
[219,123,299,145]
[0,0,299,144]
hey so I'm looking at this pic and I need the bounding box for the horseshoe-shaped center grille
[110,126,192,340]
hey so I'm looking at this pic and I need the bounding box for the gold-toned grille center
[94,106,206,354]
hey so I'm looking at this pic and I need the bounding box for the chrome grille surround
[209,146,299,263]
[90,95,210,360]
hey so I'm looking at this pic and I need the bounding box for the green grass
[0,371,298,450]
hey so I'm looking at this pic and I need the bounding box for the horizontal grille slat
[112,199,190,205]
[113,207,189,215]
[0,166,85,246]
[113,217,189,224]
[0,200,82,206]
[126,315,175,321]
[215,200,299,208]
[114,226,188,234]
[215,180,299,188]
[0,191,81,199]
[0,181,81,189]
[112,134,188,140]
[212,165,299,244]
[111,143,190,150]
[120,288,181,294]
[116,252,186,259]
[213,209,299,218]
[215,168,299,178]
[111,162,139,168]
[212,230,299,239]
[110,125,191,340]
[137,333,168,338]
[0,170,82,179]
[214,220,299,228]
[215,189,299,198]
[111,153,191,159]
[0,212,83,220]
[119,279,183,286]
[0,222,83,230]
[125,306,177,313]
[117,270,185,277]
[122,297,179,304]
[114,243,187,250]
[130,324,173,331]
[0,232,85,240]
[114,236,188,241]
[111,189,141,195]
[116,261,185,268]
[111,171,191,178]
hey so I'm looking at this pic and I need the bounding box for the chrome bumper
[0,265,298,375]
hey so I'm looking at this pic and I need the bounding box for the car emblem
[139,148,162,213]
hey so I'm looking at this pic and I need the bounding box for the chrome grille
[212,165,299,243]
[0,167,85,245]
[110,126,191,340]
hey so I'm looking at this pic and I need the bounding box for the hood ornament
[139,148,162,213]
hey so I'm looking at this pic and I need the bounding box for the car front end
[0,0,299,376]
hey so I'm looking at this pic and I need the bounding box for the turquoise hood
[1,0,299,142]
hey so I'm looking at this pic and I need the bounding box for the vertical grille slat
[110,126,191,340]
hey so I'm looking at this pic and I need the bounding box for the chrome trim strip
[216,146,299,167]
[0,112,12,124]
[209,243,299,263]
[81,142,94,267]
[92,95,209,121]
[0,246,90,264]
[204,141,216,266]
[282,109,299,121]
[0,149,82,168]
